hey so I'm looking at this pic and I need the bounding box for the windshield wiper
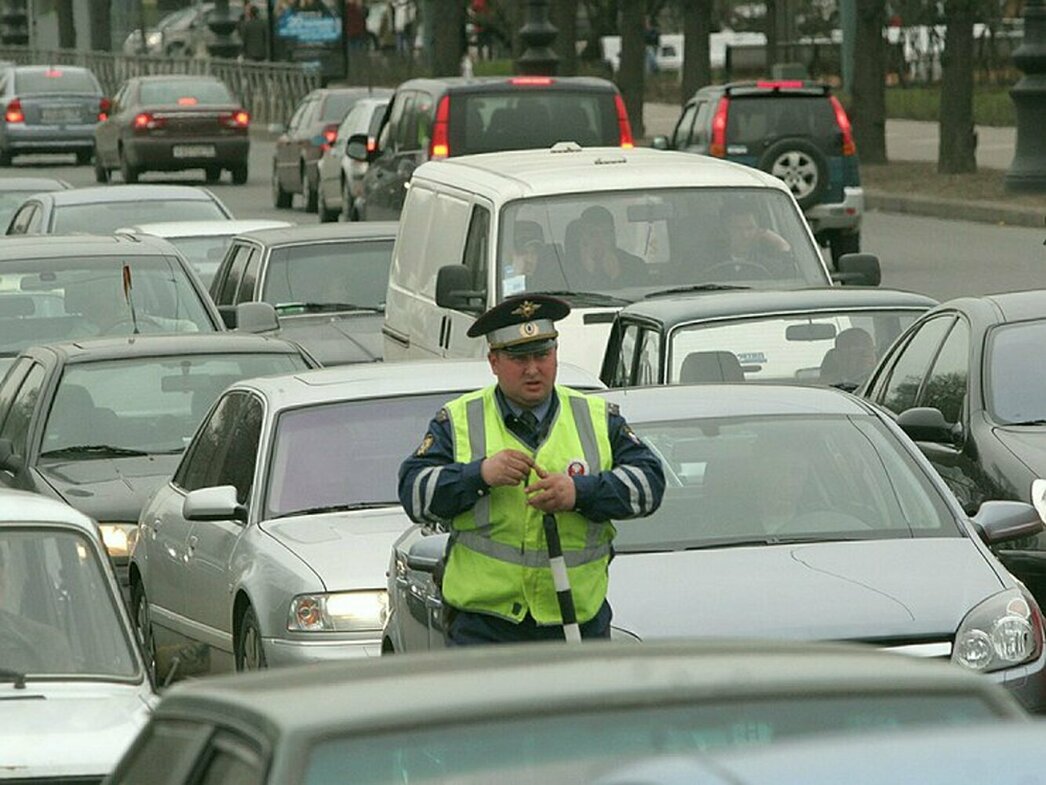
[39,444,151,458]
[273,501,397,519]
[528,290,634,306]
[0,668,26,689]
[685,535,864,550]
[275,302,384,314]
[1007,419,1046,427]
[645,284,751,298]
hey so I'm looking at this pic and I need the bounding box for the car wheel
[828,229,861,266]
[131,580,158,683]
[75,149,92,166]
[235,605,268,672]
[757,138,828,210]
[231,163,248,185]
[94,157,110,183]
[271,161,291,208]
[204,165,222,183]
[119,148,139,184]
[301,164,318,213]
[317,184,338,222]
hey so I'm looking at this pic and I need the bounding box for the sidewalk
[644,103,1043,228]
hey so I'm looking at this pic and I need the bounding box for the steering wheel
[703,260,773,280]
[106,315,166,333]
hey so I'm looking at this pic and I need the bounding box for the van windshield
[498,187,828,302]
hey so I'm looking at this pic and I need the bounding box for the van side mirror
[436,265,485,313]
[972,500,1043,545]
[831,253,881,287]
[346,132,374,162]
[651,135,670,150]
[0,438,23,473]
[235,301,279,333]
[897,407,958,444]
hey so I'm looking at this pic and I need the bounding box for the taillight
[219,109,250,129]
[321,122,338,150]
[98,97,111,122]
[755,80,805,89]
[829,95,856,156]
[429,94,450,159]
[614,94,633,149]
[132,112,166,132]
[509,76,554,86]
[4,98,23,124]
[709,96,729,157]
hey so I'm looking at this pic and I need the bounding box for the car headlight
[288,590,388,632]
[99,523,139,559]
[953,587,1043,672]
[145,31,162,47]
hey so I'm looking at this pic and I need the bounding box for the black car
[93,74,251,185]
[0,334,315,579]
[861,290,1046,608]
[652,81,863,266]
[209,222,397,365]
[347,75,633,221]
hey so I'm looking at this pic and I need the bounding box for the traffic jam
[2,58,1046,785]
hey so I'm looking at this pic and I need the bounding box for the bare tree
[938,0,978,173]
[432,0,467,76]
[90,1,111,51]
[680,0,713,104]
[851,0,887,163]
[56,0,75,49]
[551,0,578,75]
[618,0,645,138]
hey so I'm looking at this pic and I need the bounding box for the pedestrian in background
[239,3,269,61]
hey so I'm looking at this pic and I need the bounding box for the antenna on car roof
[122,263,140,335]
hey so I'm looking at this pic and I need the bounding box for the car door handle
[187,534,198,556]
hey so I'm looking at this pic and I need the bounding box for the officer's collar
[494,386,554,424]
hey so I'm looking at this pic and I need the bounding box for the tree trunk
[938,0,977,173]
[551,0,578,75]
[618,1,645,138]
[765,0,778,71]
[90,0,111,51]
[432,0,467,77]
[851,0,887,163]
[681,0,712,103]
[56,0,75,49]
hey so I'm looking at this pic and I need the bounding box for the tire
[76,149,92,166]
[301,164,318,213]
[272,162,292,208]
[757,138,828,210]
[94,157,110,183]
[130,580,158,683]
[828,229,861,266]
[235,605,268,672]
[317,184,338,222]
[204,165,222,183]
[119,148,139,184]
[231,163,248,185]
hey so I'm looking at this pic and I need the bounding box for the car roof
[0,232,179,260]
[396,75,618,94]
[153,640,1025,736]
[313,86,393,97]
[44,185,223,206]
[414,146,789,200]
[133,74,227,83]
[0,488,95,529]
[0,177,73,191]
[120,219,291,238]
[26,333,304,364]
[13,64,94,75]
[622,287,938,327]
[232,359,603,409]
[599,383,873,420]
[233,221,399,245]
[971,290,1046,324]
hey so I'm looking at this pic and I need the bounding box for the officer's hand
[524,465,576,513]
[481,449,535,487]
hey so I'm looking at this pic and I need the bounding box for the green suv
[653,81,863,267]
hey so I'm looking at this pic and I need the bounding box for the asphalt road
[7,138,1044,304]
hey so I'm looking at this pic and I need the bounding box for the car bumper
[993,647,1046,715]
[3,125,96,152]
[263,635,382,666]
[124,137,249,169]
[805,186,864,233]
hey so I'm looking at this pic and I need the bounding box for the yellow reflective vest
[442,385,614,624]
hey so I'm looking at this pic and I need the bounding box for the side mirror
[217,304,237,329]
[897,407,956,444]
[972,500,1043,545]
[435,265,485,312]
[268,122,286,135]
[235,301,279,333]
[831,253,881,287]
[0,438,22,473]
[183,485,247,524]
[346,132,373,162]
[650,135,670,150]
[406,532,449,573]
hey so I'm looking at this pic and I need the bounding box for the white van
[382,144,879,375]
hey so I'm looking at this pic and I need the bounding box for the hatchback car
[0,335,314,583]
[347,75,634,220]
[0,489,155,782]
[94,74,251,185]
[653,81,863,265]
[102,640,1028,785]
[601,287,936,389]
[315,94,391,222]
[388,384,1046,713]
[861,290,1046,611]
[209,223,397,365]
[0,64,106,166]
[0,174,71,227]
[4,183,233,235]
[271,87,385,213]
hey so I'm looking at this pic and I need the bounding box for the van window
[393,185,435,294]
[463,206,490,293]
[390,92,415,153]
[419,192,471,298]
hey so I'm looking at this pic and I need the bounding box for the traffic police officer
[398,294,665,645]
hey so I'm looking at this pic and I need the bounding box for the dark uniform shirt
[398,386,665,526]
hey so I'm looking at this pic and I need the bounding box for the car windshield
[321,93,363,122]
[665,309,924,388]
[0,254,215,357]
[14,68,99,95]
[262,239,393,312]
[613,413,956,552]
[303,694,999,785]
[498,188,826,303]
[166,235,235,287]
[0,528,140,679]
[266,392,459,518]
[39,353,304,457]
[988,320,1046,424]
[53,200,228,233]
[139,79,233,106]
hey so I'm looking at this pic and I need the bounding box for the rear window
[139,79,234,106]
[321,93,362,122]
[14,69,100,95]
[726,95,838,148]
[449,89,620,155]
[54,199,228,233]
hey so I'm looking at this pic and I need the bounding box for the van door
[443,203,490,359]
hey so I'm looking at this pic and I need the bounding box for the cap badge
[512,300,541,319]
[519,321,539,338]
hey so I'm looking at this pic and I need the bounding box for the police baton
[542,513,582,643]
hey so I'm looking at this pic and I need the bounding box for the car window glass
[922,319,969,424]
[988,320,1046,425]
[637,328,660,385]
[213,394,262,506]
[673,102,697,148]
[235,248,261,304]
[463,205,490,292]
[691,100,712,146]
[727,96,838,147]
[415,92,434,153]
[177,392,248,492]
[368,102,388,136]
[879,317,955,415]
[394,92,418,152]
[110,719,212,785]
[0,362,45,459]
[25,206,42,233]
[338,103,362,138]
[53,200,228,233]
[139,79,232,105]
[385,92,410,152]
[320,92,361,122]
[610,324,640,387]
[8,204,36,235]
[0,359,31,435]
[196,733,265,785]
[219,245,252,305]
[288,97,310,131]
[15,67,100,94]
[262,239,393,309]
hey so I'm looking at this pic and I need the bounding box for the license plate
[40,108,79,124]
[172,145,216,158]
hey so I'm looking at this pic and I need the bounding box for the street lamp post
[1005,0,1046,192]
[516,0,558,76]
[207,0,241,59]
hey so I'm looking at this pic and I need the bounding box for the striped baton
[542,513,582,643]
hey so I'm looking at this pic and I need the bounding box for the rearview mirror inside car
[786,322,837,341]
[972,500,1043,545]
[436,265,485,312]
[832,253,881,287]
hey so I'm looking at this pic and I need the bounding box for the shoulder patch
[607,402,621,417]
[435,407,449,423]
[622,424,641,445]
[415,433,436,456]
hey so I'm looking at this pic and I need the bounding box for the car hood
[555,306,617,376]
[0,682,154,777]
[609,538,1003,641]
[260,506,413,589]
[994,426,1046,478]
[277,312,383,365]
[37,454,182,522]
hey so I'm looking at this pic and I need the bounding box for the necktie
[519,409,539,436]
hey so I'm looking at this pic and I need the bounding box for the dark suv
[347,75,633,221]
[652,81,862,266]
